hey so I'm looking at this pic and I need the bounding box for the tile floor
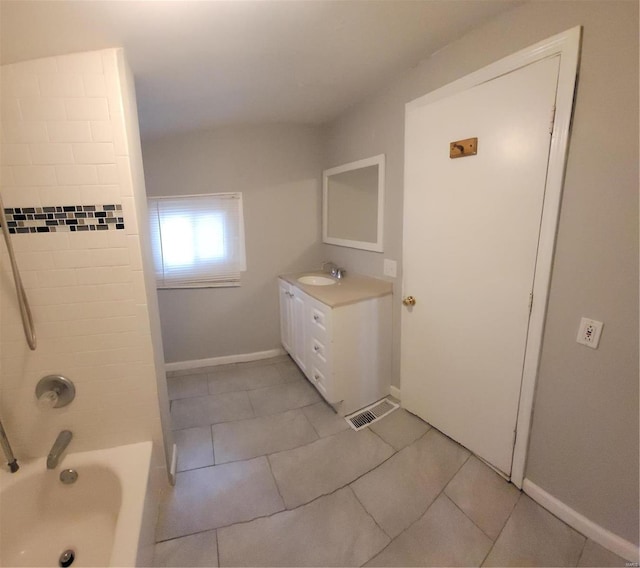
[153,357,628,567]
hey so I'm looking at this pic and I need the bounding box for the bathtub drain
[60,469,78,484]
[59,549,75,567]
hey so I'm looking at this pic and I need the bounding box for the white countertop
[280,271,393,307]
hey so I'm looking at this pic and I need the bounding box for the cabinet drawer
[309,337,330,364]
[309,366,339,403]
[309,305,331,339]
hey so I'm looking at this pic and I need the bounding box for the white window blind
[148,193,246,288]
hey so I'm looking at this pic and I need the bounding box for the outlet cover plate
[576,317,603,349]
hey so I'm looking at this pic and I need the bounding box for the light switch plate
[383,259,397,278]
[576,317,603,349]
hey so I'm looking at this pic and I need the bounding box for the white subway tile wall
[0,49,164,461]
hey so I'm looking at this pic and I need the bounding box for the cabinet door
[278,281,293,354]
[291,289,307,373]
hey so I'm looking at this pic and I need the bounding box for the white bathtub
[0,441,154,567]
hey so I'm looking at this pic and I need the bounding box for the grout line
[172,406,329,471]
[163,382,582,568]
[300,405,322,439]
[479,492,522,567]
[366,424,400,454]
[204,504,289,535]
[174,462,216,474]
[266,429,408,513]
[574,533,589,567]
[171,405,426,472]
[360,531,394,566]
[246,387,256,418]
[358,450,474,565]
[349,484,392,541]
[215,527,220,568]
[209,424,216,466]
[155,525,217,544]
[156,426,475,563]
[444,489,497,542]
[440,453,509,543]
[267,420,442,512]
[265,453,287,507]
[352,444,459,566]
[298,407,321,443]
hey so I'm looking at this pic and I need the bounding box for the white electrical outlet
[576,317,603,349]
[383,259,397,278]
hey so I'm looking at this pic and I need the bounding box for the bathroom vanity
[278,272,392,415]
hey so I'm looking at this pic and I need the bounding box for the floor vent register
[345,398,399,431]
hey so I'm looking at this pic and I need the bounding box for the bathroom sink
[297,275,336,286]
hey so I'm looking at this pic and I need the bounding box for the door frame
[403,27,581,488]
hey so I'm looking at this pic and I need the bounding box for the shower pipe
[0,192,36,350]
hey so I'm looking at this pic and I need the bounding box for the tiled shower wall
[0,49,168,465]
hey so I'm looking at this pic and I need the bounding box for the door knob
[402,296,416,306]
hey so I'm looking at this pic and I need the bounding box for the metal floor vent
[345,398,399,431]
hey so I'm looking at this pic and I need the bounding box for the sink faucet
[0,418,19,473]
[47,430,72,469]
[321,261,346,279]
[322,261,337,275]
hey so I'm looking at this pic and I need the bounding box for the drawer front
[308,344,330,384]
[309,336,330,365]
[307,296,331,340]
[309,366,339,403]
[309,307,329,337]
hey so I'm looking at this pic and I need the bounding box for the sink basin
[297,275,336,286]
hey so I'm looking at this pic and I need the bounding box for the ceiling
[1,1,521,140]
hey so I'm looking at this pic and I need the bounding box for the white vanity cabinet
[278,280,307,374]
[278,275,392,415]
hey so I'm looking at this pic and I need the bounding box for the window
[148,193,246,288]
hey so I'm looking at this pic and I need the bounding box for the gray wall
[142,124,324,363]
[322,0,638,547]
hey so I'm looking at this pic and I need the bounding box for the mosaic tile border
[2,204,125,233]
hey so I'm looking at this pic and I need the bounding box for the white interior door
[402,56,561,476]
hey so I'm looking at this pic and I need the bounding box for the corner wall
[142,124,324,364]
[322,0,638,548]
[0,49,168,469]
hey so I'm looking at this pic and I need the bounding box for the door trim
[404,27,581,488]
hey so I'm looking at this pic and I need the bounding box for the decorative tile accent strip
[2,204,125,234]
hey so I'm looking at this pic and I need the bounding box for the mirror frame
[322,154,385,252]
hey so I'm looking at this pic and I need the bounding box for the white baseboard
[523,478,639,562]
[165,348,286,373]
[389,385,401,401]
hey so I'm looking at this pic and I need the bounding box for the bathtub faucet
[47,430,72,469]
[0,418,19,473]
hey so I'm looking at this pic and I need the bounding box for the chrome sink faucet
[321,261,346,279]
[47,430,72,469]
[322,261,337,274]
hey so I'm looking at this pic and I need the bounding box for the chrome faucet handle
[322,261,338,275]
[335,268,346,279]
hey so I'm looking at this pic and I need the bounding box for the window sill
[157,282,241,289]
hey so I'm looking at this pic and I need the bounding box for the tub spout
[47,430,72,469]
[0,418,19,473]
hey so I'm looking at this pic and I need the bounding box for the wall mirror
[322,154,384,252]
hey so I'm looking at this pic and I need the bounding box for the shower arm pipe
[0,193,36,350]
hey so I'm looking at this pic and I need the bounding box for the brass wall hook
[450,137,478,159]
